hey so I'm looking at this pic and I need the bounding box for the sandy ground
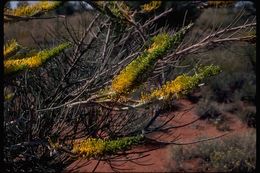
[65,99,250,172]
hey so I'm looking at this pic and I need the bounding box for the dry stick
[63,18,79,44]
[148,132,229,145]
[4,14,66,23]
[158,116,200,132]
[99,23,111,72]
[92,158,101,172]
[46,38,108,109]
[148,107,195,133]
[46,14,100,104]
[143,8,173,28]
[163,22,256,61]
[38,23,256,112]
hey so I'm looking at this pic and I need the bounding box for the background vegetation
[3,1,256,172]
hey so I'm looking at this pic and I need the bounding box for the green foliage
[4,43,70,75]
[142,65,221,101]
[5,1,63,17]
[208,1,235,8]
[196,99,221,120]
[4,39,21,58]
[72,135,144,158]
[141,1,162,13]
[236,106,256,128]
[111,24,193,95]
[208,72,255,103]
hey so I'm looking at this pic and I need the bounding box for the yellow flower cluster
[72,136,143,158]
[4,43,70,75]
[72,138,106,158]
[4,39,21,58]
[111,33,173,95]
[111,24,193,95]
[208,1,234,8]
[142,65,221,101]
[96,1,132,24]
[5,1,62,17]
[4,87,15,101]
[141,1,162,13]
[110,1,131,19]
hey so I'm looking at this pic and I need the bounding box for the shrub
[196,99,221,120]
[72,135,144,158]
[237,106,256,128]
[209,72,255,103]
[167,130,256,172]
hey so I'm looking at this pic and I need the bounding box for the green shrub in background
[209,72,255,104]
[195,99,221,120]
[168,130,256,172]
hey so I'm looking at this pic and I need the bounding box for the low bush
[237,106,256,128]
[167,130,256,172]
[208,72,255,104]
[195,99,221,120]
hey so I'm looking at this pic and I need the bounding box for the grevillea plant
[4,43,70,75]
[94,1,132,23]
[141,1,162,13]
[4,1,63,17]
[111,24,193,95]
[72,135,144,158]
[4,39,21,58]
[141,65,221,101]
[207,1,234,7]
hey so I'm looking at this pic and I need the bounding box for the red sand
[65,99,250,172]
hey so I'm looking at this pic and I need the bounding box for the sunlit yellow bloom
[208,1,234,7]
[111,24,193,95]
[4,39,21,58]
[141,1,162,13]
[5,1,62,17]
[4,43,70,75]
[72,136,143,158]
[142,65,221,101]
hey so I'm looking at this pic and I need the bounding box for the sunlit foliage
[72,136,144,158]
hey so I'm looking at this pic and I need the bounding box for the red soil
[65,99,251,172]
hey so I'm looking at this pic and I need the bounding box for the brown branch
[4,14,66,23]
[146,132,230,146]
[143,8,173,28]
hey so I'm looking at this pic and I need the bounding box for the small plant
[142,65,221,101]
[167,130,256,172]
[4,43,70,75]
[72,135,144,158]
[208,72,255,103]
[4,1,63,17]
[111,25,193,95]
[237,106,256,128]
[141,1,162,13]
[196,99,221,120]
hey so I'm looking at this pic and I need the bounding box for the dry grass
[4,11,95,48]
[167,130,256,172]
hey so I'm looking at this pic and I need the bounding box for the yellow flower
[110,24,193,96]
[142,65,221,101]
[111,33,175,95]
[72,136,143,158]
[208,1,234,8]
[4,39,21,58]
[5,1,62,17]
[141,1,162,13]
[4,43,70,75]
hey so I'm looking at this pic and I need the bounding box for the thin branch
[4,14,65,23]
[146,133,230,145]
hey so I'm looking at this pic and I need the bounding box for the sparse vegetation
[196,99,221,120]
[168,130,256,172]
